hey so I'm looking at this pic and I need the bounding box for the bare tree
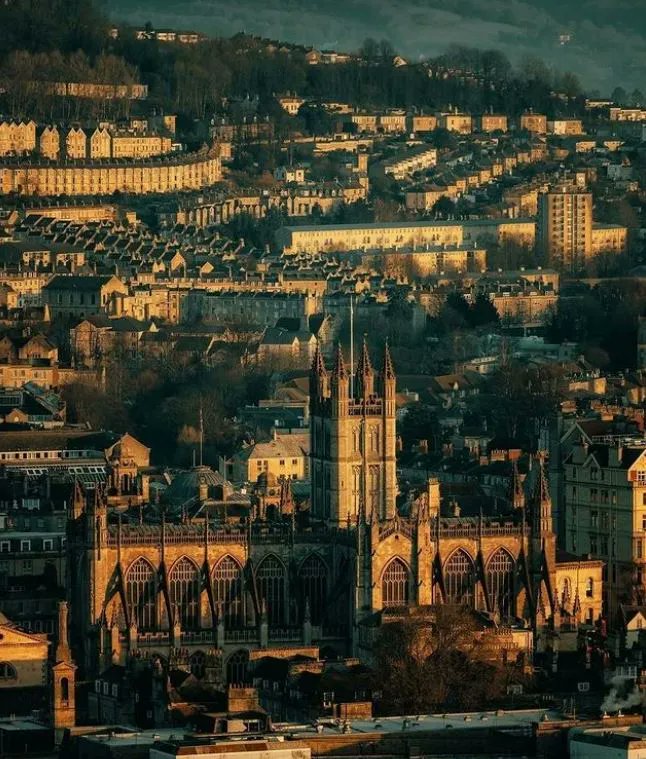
[373,606,526,714]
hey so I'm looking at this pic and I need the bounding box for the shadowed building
[65,343,603,690]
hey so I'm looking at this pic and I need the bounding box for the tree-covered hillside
[106,0,646,92]
[0,0,600,123]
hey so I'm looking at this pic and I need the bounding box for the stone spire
[55,601,71,664]
[310,341,328,402]
[331,343,349,411]
[510,460,525,510]
[382,339,396,399]
[332,343,348,380]
[355,336,374,398]
[536,456,550,504]
[533,455,554,539]
[312,340,326,376]
[383,340,395,381]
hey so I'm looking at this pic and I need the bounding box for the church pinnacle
[356,336,374,397]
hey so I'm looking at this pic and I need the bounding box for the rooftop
[280,218,534,233]
[42,274,118,291]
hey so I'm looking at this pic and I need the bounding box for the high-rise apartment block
[537,185,593,270]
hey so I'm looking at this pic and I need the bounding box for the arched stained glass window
[382,558,410,607]
[169,557,200,629]
[486,549,514,617]
[213,556,244,629]
[444,550,475,606]
[126,558,156,630]
[560,576,572,612]
[299,555,328,624]
[256,556,285,626]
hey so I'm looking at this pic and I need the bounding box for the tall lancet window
[213,556,244,628]
[126,558,156,630]
[444,550,475,606]
[382,558,410,606]
[169,557,200,629]
[256,555,286,626]
[486,549,514,617]
[299,555,328,624]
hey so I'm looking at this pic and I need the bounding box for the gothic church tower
[310,340,397,525]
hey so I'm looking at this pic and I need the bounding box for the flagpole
[199,403,204,467]
[350,294,354,397]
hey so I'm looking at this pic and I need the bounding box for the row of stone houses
[0,120,174,160]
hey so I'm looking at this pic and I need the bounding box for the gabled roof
[561,418,620,444]
[619,604,646,628]
[43,274,119,291]
[0,614,49,645]
[234,434,309,462]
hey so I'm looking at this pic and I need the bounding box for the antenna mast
[350,295,354,396]
[199,403,204,467]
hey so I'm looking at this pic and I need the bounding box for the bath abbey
[66,342,604,688]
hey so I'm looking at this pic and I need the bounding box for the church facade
[66,342,604,686]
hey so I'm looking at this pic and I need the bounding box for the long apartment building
[157,181,367,227]
[0,151,221,196]
[0,362,96,391]
[377,145,438,180]
[276,219,536,254]
[348,110,407,134]
[90,127,173,159]
[359,244,486,276]
[48,82,148,99]
[181,289,322,326]
[277,221,463,254]
[485,283,558,325]
[609,107,646,122]
[1,121,174,160]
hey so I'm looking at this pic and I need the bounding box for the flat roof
[571,725,646,748]
[462,218,535,227]
[280,218,534,233]
[81,728,180,747]
[77,709,562,748]
[279,708,563,736]
[0,719,51,732]
[281,221,463,233]
[158,740,310,755]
